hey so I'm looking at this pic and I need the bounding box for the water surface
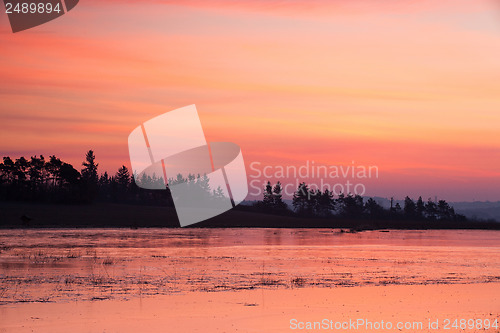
[1,229,499,304]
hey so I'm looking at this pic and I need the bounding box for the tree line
[0,150,233,207]
[0,150,173,205]
[0,151,471,224]
[253,181,467,222]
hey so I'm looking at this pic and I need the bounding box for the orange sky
[1,0,500,200]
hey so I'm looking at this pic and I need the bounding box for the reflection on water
[0,229,499,304]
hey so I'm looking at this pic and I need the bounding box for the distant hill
[451,201,500,222]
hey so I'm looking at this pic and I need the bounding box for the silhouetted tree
[60,163,80,185]
[364,198,384,219]
[1,157,15,183]
[99,171,110,187]
[293,182,311,216]
[46,155,63,188]
[14,157,29,184]
[115,165,130,188]
[337,193,364,218]
[315,189,335,217]
[98,171,111,200]
[403,196,416,218]
[28,155,46,192]
[254,181,290,213]
[272,182,288,212]
[81,150,98,183]
[262,181,274,209]
[425,198,438,220]
[437,200,452,220]
[81,150,99,202]
[416,196,425,217]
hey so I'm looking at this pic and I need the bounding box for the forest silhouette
[0,150,498,229]
[253,181,466,224]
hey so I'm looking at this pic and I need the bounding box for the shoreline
[1,202,499,230]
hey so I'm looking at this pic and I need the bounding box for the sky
[1,0,500,201]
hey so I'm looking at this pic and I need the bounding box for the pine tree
[293,182,310,215]
[28,155,46,190]
[81,150,99,184]
[416,196,425,217]
[425,198,437,220]
[81,150,99,201]
[364,198,384,218]
[437,200,452,220]
[272,181,288,211]
[262,181,274,209]
[115,165,130,188]
[403,196,416,218]
[315,189,335,217]
[337,193,364,218]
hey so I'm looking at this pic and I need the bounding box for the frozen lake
[1,228,499,304]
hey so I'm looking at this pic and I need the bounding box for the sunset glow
[1,0,500,200]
